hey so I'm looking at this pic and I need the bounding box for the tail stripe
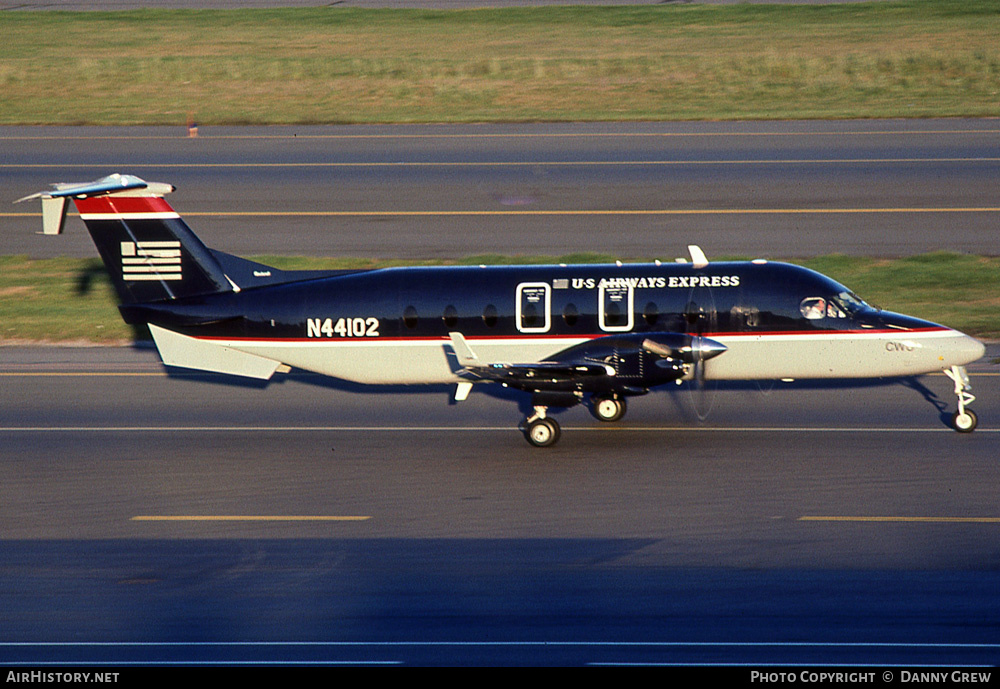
[75,196,177,217]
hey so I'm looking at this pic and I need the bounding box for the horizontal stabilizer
[16,174,168,202]
[149,324,283,380]
[16,174,176,236]
[19,173,234,304]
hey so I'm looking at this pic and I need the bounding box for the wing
[448,331,726,396]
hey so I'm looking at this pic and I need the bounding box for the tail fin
[17,174,234,304]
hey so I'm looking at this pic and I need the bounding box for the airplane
[17,173,986,447]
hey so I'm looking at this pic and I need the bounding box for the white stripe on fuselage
[79,212,180,220]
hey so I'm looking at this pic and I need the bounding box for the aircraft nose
[941,331,986,367]
[961,333,986,362]
[877,311,985,369]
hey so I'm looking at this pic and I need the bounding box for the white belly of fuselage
[705,329,980,380]
[219,328,979,385]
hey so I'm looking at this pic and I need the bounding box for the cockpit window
[826,300,846,318]
[800,297,827,320]
[830,290,870,315]
[802,291,868,320]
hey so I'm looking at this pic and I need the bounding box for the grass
[2,253,999,344]
[0,1,997,124]
[2,2,997,342]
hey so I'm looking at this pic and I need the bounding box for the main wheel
[952,409,978,433]
[592,396,626,423]
[525,417,561,447]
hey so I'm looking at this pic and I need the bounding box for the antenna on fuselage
[688,245,709,269]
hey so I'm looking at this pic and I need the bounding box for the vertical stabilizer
[17,174,234,304]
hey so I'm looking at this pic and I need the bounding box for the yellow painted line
[800,516,1000,523]
[131,515,371,522]
[0,372,165,377]
[8,207,998,220]
[5,157,999,168]
[195,207,1000,217]
[2,129,998,140]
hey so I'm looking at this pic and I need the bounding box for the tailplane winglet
[16,174,175,236]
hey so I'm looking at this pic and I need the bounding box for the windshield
[800,290,874,320]
[830,290,872,315]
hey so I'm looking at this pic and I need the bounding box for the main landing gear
[944,365,978,433]
[524,406,561,447]
[523,395,629,447]
[592,395,627,423]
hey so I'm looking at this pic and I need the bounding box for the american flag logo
[120,241,182,281]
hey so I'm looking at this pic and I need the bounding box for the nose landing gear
[944,365,978,433]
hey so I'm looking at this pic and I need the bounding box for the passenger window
[563,303,579,327]
[403,305,418,329]
[443,305,458,328]
[482,304,498,327]
[731,305,760,328]
[800,297,826,320]
[642,302,659,326]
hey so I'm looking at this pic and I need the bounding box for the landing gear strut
[524,406,561,447]
[944,365,978,433]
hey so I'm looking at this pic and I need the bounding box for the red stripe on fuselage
[703,326,950,338]
[74,195,176,216]
[191,326,951,344]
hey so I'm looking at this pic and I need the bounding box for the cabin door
[599,283,634,332]
[516,282,551,333]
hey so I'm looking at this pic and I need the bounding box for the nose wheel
[952,409,978,433]
[524,407,561,447]
[944,365,978,433]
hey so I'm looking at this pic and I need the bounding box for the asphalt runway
[4,120,999,260]
[3,118,1000,666]
[1,345,999,666]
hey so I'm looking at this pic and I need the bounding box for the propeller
[685,294,721,422]
[690,335,726,421]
